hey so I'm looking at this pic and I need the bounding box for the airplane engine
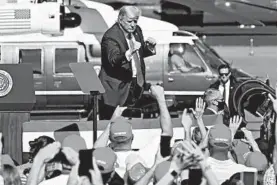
[231,79,276,125]
[0,3,81,35]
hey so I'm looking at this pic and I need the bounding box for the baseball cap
[244,151,268,171]
[110,116,133,143]
[208,123,232,149]
[93,147,117,174]
[62,134,87,152]
[154,161,171,182]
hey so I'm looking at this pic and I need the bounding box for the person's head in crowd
[153,161,171,184]
[218,64,232,84]
[109,116,134,151]
[208,122,233,160]
[192,126,209,145]
[118,6,141,34]
[29,136,55,162]
[244,151,268,184]
[204,88,225,112]
[93,147,118,184]
[62,134,87,152]
[2,164,22,185]
[170,43,185,55]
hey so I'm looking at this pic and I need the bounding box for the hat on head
[154,161,171,182]
[110,116,133,143]
[62,134,87,152]
[208,123,232,149]
[245,151,268,171]
[93,147,117,174]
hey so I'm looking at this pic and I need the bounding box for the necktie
[127,33,144,86]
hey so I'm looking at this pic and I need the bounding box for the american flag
[0,9,31,30]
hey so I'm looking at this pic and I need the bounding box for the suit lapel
[115,23,128,50]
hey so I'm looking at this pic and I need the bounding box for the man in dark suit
[99,6,156,120]
[209,64,238,116]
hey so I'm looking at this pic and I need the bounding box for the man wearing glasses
[203,88,225,115]
[209,64,238,116]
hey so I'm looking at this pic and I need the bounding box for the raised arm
[190,97,207,140]
[150,85,173,137]
[94,106,127,148]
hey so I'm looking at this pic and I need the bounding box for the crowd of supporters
[0,85,276,185]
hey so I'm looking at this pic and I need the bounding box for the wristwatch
[170,170,179,177]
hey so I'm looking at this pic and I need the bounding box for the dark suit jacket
[209,76,238,116]
[99,23,155,107]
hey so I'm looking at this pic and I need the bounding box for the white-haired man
[99,6,156,120]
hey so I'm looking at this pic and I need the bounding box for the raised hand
[36,142,61,163]
[150,85,165,101]
[229,115,243,138]
[170,148,195,172]
[111,105,128,120]
[190,97,206,120]
[181,141,205,164]
[90,157,104,185]
[181,108,194,129]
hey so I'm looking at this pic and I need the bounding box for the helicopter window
[19,49,42,75]
[168,43,205,73]
[55,48,78,73]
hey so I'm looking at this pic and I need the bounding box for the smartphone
[78,149,94,180]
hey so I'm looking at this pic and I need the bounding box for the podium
[69,63,104,143]
[0,64,35,164]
